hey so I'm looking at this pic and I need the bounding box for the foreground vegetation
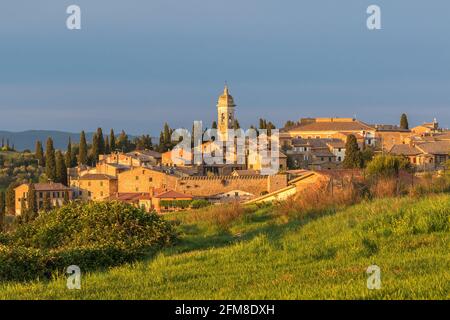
[0,194,448,299]
[0,202,176,282]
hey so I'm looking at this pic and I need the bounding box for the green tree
[105,136,110,154]
[78,131,88,165]
[42,193,52,212]
[56,151,68,185]
[343,135,362,169]
[91,133,99,164]
[65,138,73,168]
[35,140,45,167]
[366,154,411,178]
[26,183,37,221]
[117,130,129,152]
[163,123,171,145]
[211,121,218,129]
[45,137,56,181]
[110,129,116,152]
[5,184,16,215]
[400,113,409,130]
[96,128,105,155]
[63,190,70,205]
[0,191,5,232]
[284,120,296,128]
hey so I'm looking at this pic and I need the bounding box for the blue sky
[0,0,449,134]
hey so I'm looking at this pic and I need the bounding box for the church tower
[217,85,236,141]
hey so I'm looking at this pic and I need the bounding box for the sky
[0,0,449,135]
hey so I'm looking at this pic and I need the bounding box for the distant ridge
[0,130,95,151]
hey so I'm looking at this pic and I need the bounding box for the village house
[389,140,450,170]
[280,117,377,148]
[411,119,441,135]
[14,182,72,215]
[284,138,345,170]
[70,173,118,201]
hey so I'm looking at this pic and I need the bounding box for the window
[149,177,153,182]
[338,148,341,152]
[100,191,104,196]
[88,182,91,187]
[135,176,139,180]
[235,192,239,197]
[100,182,103,187]
[39,192,43,198]
[135,187,139,192]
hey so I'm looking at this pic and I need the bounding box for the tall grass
[180,202,248,231]
[275,183,360,220]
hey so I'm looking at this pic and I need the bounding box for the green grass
[0,195,449,299]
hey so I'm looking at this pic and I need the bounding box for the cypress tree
[0,191,5,232]
[63,190,70,205]
[27,183,37,221]
[56,151,68,185]
[400,113,409,130]
[35,140,45,167]
[42,193,52,212]
[45,137,56,181]
[163,123,171,145]
[65,138,72,168]
[110,129,116,152]
[211,121,218,129]
[96,128,105,155]
[5,184,15,215]
[343,134,363,169]
[20,198,28,220]
[78,131,88,165]
[105,136,110,154]
[91,133,99,164]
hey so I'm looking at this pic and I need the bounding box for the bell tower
[217,84,236,141]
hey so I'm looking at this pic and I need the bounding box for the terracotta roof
[154,190,193,199]
[109,193,152,201]
[287,119,373,132]
[416,141,450,155]
[33,183,71,191]
[389,144,421,156]
[326,141,346,148]
[79,173,117,180]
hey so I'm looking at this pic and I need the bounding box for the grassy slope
[0,195,449,300]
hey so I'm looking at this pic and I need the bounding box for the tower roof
[217,84,236,108]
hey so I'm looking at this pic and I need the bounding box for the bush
[0,201,177,282]
[366,154,410,178]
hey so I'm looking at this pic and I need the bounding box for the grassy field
[0,195,449,300]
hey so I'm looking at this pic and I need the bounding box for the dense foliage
[366,154,411,178]
[0,201,177,282]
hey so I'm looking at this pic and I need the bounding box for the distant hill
[0,130,95,151]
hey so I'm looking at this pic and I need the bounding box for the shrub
[0,201,177,282]
[366,154,410,178]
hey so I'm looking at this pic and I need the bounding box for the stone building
[14,183,72,215]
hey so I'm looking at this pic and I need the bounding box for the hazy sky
[0,0,449,134]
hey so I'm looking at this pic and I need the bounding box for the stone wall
[175,174,288,197]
